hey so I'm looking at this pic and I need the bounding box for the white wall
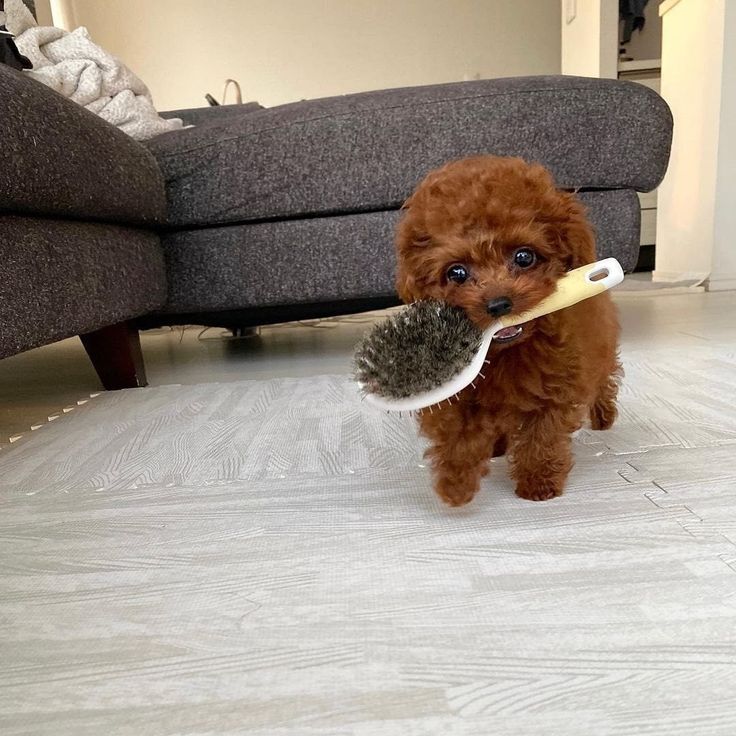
[51,0,561,111]
[560,0,617,78]
[654,0,736,288]
[710,0,736,290]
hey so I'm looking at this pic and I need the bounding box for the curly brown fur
[396,156,621,506]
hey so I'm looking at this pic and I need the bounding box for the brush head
[354,300,483,400]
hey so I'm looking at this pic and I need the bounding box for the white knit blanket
[5,0,183,141]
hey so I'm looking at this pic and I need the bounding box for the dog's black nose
[486,297,513,318]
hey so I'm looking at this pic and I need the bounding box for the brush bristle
[354,300,482,399]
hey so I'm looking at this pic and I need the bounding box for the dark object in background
[635,244,655,273]
[620,0,649,44]
[0,30,31,70]
[0,0,32,70]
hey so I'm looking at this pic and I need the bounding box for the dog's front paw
[435,476,479,507]
[590,401,617,431]
[515,481,563,502]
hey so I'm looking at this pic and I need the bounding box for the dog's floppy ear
[558,192,597,270]
[395,264,422,304]
[394,211,423,303]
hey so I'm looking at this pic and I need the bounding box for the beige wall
[560,0,617,79]
[33,0,53,25]
[53,0,560,111]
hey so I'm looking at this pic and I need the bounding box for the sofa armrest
[0,64,166,225]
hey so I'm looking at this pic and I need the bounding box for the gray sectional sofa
[0,64,673,389]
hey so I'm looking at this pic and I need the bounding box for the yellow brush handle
[499,258,625,328]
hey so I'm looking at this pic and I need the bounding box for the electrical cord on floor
[149,309,400,343]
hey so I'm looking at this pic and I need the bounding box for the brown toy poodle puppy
[395,156,621,506]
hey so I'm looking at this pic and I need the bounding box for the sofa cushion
[0,215,166,358]
[157,188,640,316]
[0,64,166,225]
[148,75,672,229]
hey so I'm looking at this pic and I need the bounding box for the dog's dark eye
[513,248,537,268]
[446,264,469,284]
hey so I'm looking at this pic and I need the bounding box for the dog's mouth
[492,325,523,343]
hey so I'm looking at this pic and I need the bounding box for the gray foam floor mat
[2,345,736,734]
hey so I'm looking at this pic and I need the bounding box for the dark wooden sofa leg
[80,322,148,390]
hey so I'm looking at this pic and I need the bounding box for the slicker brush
[354,300,482,400]
[354,258,625,413]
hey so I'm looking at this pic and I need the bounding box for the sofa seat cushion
[0,65,166,226]
[147,75,672,229]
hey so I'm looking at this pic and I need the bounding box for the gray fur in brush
[354,300,482,399]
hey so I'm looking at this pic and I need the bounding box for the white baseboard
[707,275,736,292]
[652,269,710,286]
[614,285,706,298]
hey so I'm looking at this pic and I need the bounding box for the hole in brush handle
[584,258,624,289]
[588,267,609,282]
